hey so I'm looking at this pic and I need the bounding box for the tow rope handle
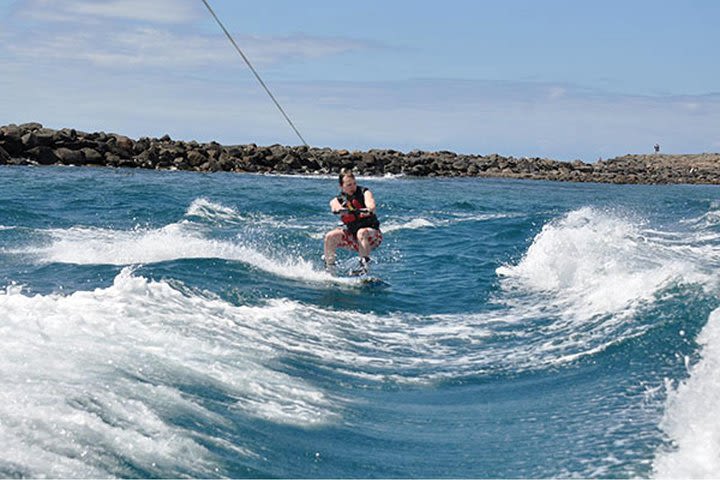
[333,208,370,215]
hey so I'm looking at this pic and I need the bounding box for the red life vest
[337,186,380,234]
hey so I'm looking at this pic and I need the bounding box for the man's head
[339,168,357,195]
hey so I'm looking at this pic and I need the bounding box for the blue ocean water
[1,164,719,478]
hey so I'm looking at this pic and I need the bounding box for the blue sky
[1,0,719,161]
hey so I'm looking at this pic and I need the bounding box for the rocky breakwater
[2,123,719,184]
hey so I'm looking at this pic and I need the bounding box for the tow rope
[200,0,310,147]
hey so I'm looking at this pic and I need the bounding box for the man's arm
[330,197,343,213]
[363,190,376,213]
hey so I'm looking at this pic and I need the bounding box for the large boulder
[114,134,134,153]
[19,122,43,131]
[27,146,60,165]
[0,145,11,164]
[21,132,38,149]
[35,128,57,147]
[54,147,84,165]
[80,147,105,165]
[187,150,207,167]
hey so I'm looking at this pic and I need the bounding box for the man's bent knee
[325,229,343,245]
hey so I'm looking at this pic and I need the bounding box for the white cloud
[6,27,232,68]
[17,0,199,25]
[5,0,374,70]
[6,27,369,69]
[547,86,566,100]
[240,34,374,64]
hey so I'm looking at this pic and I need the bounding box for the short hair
[339,168,355,185]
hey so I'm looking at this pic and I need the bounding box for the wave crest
[497,207,706,320]
[0,268,340,475]
[653,307,720,479]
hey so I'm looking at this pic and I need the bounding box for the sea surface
[1,165,719,478]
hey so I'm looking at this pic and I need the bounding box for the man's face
[341,176,357,195]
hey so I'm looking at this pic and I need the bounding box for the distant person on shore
[324,169,382,275]
[654,143,660,153]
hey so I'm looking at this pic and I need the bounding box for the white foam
[451,212,516,223]
[327,212,512,236]
[309,220,406,240]
[378,172,405,180]
[185,197,242,223]
[21,220,356,285]
[0,268,338,476]
[381,218,435,233]
[653,308,720,479]
[486,206,720,371]
[185,197,287,229]
[497,207,705,321]
[680,202,720,229]
[31,223,226,265]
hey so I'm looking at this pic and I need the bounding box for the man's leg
[354,228,382,274]
[324,228,345,268]
[357,228,382,258]
[356,228,373,258]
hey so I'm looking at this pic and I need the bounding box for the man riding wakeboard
[324,168,382,276]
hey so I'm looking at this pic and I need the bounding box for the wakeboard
[342,268,388,286]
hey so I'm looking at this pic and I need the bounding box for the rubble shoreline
[2,123,718,184]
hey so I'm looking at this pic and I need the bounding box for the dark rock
[56,128,77,140]
[54,147,84,165]
[19,122,43,131]
[198,160,217,172]
[116,158,138,168]
[187,150,207,167]
[136,148,159,166]
[92,131,109,143]
[171,157,187,168]
[104,153,122,166]
[27,146,60,165]
[217,152,237,171]
[134,138,150,154]
[0,145,11,164]
[452,158,469,171]
[35,128,56,146]
[80,147,104,165]
[280,153,301,169]
[21,132,38,148]
[410,163,429,176]
[0,125,24,156]
[113,134,134,153]
[157,145,184,164]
